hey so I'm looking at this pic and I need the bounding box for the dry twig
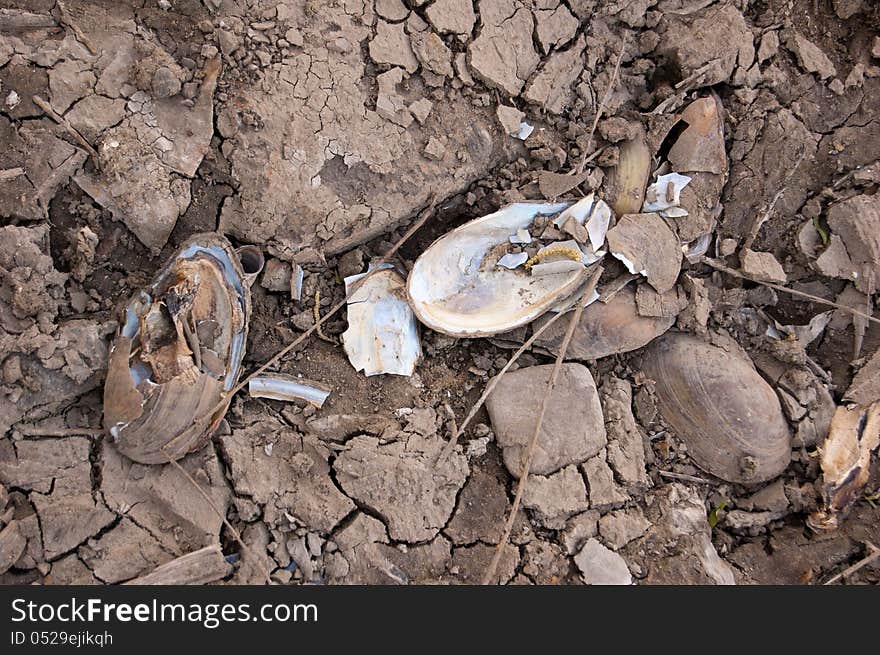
[659,470,712,484]
[576,34,628,175]
[15,426,104,437]
[823,542,879,585]
[480,267,602,585]
[701,257,880,326]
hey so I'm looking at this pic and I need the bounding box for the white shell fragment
[290,263,304,301]
[407,203,592,336]
[613,252,647,277]
[516,122,534,140]
[248,374,330,408]
[497,252,529,269]
[551,194,613,252]
[643,173,692,212]
[509,228,532,244]
[342,267,422,376]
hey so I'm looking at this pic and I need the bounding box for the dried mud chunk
[376,0,410,21]
[581,452,628,509]
[468,0,540,95]
[486,363,606,478]
[601,377,650,488]
[740,248,787,284]
[845,347,880,407]
[410,30,453,77]
[621,484,735,585]
[220,419,353,535]
[78,518,171,584]
[523,35,585,114]
[598,507,651,550]
[48,59,95,114]
[444,467,510,545]
[641,333,792,484]
[425,0,476,35]
[574,538,632,585]
[44,554,99,585]
[815,234,856,281]
[674,172,725,242]
[522,465,590,529]
[534,3,579,54]
[635,284,689,318]
[522,540,574,584]
[333,434,468,542]
[0,521,26,574]
[826,195,880,293]
[657,4,755,85]
[606,213,681,293]
[369,20,419,73]
[32,490,114,562]
[783,30,837,80]
[100,444,231,555]
[534,287,675,360]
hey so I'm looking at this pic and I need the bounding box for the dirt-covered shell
[641,333,791,484]
[533,286,676,360]
[103,233,261,464]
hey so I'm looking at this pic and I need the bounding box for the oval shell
[407,203,589,336]
[534,286,675,360]
[103,233,253,464]
[641,333,791,484]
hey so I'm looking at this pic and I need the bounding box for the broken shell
[666,96,727,175]
[534,286,676,360]
[407,203,591,336]
[342,266,422,376]
[808,402,880,531]
[103,233,255,464]
[248,374,330,408]
[606,129,651,216]
[641,333,792,484]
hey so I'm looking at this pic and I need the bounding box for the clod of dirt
[485,363,606,478]
[523,35,586,114]
[561,510,600,555]
[534,2,579,54]
[0,521,26,574]
[78,518,171,584]
[620,484,736,585]
[641,333,792,484]
[574,538,632,585]
[496,104,526,137]
[815,234,857,282]
[468,0,540,96]
[101,443,231,556]
[581,450,628,509]
[845,347,880,407]
[410,30,454,78]
[600,377,650,489]
[522,465,589,529]
[522,540,575,584]
[657,4,755,86]
[425,0,476,35]
[333,433,468,543]
[1,437,113,561]
[783,30,837,80]
[221,418,353,535]
[606,213,682,293]
[598,507,651,550]
[739,248,787,284]
[534,286,676,360]
[451,542,519,585]
[444,467,510,545]
[369,20,419,73]
[826,194,880,293]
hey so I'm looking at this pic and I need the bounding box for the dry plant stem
[576,34,628,176]
[161,446,274,586]
[742,149,808,251]
[659,470,712,484]
[16,426,104,437]
[701,257,880,326]
[32,95,100,165]
[823,542,879,585]
[481,268,602,585]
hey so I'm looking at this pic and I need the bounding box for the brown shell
[606,129,651,216]
[534,286,676,360]
[103,233,253,464]
[641,333,792,484]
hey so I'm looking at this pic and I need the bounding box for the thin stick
[701,257,880,326]
[162,446,274,586]
[823,542,879,585]
[742,148,808,251]
[576,34,628,175]
[481,268,602,585]
[15,426,104,437]
[32,95,100,166]
[659,470,712,484]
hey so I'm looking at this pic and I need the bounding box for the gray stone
[486,363,606,478]
[601,377,650,488]
[574,538,632,585]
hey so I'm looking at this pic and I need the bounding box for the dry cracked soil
[0,0,879,586]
